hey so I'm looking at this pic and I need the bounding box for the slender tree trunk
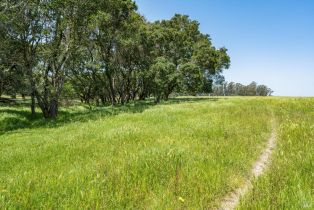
[164,91,170,101]
[31,91,36,116]
[155,94,161,104]
[0,81,3,98]
[126,92,131,103]
[100,95,106,106]
[96,98,100,106]
[106,72,116,105]
[27,66,37,117]
[120,92,125,105]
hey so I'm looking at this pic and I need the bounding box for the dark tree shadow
[0,97,220,135]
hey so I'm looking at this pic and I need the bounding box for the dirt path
[219,119,277,210]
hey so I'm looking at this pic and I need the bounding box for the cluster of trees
[0,0,230,118]
[212,81,273,96]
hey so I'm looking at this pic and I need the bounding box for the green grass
[238,97,314,209]
[0,97,312,209]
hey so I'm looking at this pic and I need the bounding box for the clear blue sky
[135,0,314,96]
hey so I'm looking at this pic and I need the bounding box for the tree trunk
[38,103,49,119]
[31,91,36,116]
[48,99,58,118]
[139,90,147,100]
[155,94,161,104]
[106,72,116,105]
[36,94,59,119]
[164,92,170,101]
[100,95,106,106]
[0,82,3,98]
[126,92,131,103]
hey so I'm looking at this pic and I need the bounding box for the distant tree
[256,85,273,96]
[246,81,257,96]
[212,81,273,96]
[227,82,236,96]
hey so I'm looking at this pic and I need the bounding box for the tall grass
[0,98,271,209]
[239,98,314,209]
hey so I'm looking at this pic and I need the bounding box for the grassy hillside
[239,98,314,209]
[0,97,312,209]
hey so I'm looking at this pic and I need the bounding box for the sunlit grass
[0,97,294,209]
[238,97,314,209]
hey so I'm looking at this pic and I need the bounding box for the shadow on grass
[0,97,219,135]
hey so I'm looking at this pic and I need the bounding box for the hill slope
[0,97,312,209]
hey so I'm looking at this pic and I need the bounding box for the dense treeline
[0,0,231,118]
[212,81,273,96]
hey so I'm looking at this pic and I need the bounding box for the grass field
[0,97,313,209]
[239,98,314,209]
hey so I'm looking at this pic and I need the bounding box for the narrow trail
[219,119,277,210]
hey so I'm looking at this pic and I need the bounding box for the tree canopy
[212,81,273,96]
[0,0,231,118]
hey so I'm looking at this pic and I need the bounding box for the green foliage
[150,57,177,102]
[213,81,273,96]
[1,1,231,118]
[179,62,203,95]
